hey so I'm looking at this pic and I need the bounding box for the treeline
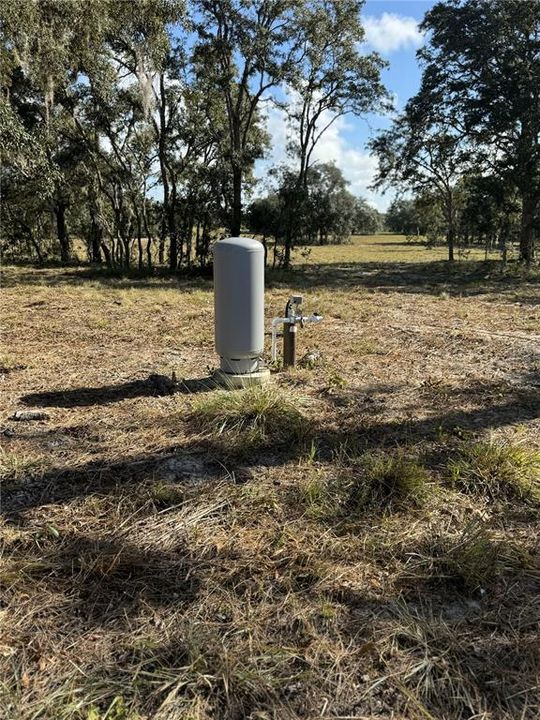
[386,174,522,259]
[248,163,383,266]
[370,0,540,265]
[0,0,387,270]
[2,1,538,271]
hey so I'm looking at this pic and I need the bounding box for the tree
[385,198,420,235]
[247,162,361,262]
[353,198,383,235]
[193,0,299,237]
[418,0,540,264]
[246,195,283,266]
[0,0,109,263]
[281,0,388,265]
[93,0,186,270]
[370,98,470,261]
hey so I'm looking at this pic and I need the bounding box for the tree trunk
[231,165,242,236]
[101,241,113,268]
[27,228,43,264]
[123,237,131,270]
[116,236,123,266]
[141,200,154,270]
[168,183,178,272]
[90,216,102,264]
[283,237,291,269]
[519,189,537,265]
[137,219,143,272]
[186,214,193,269]
[445,193,455,262]
[447,226,455,262]
[55,202,71,263]
[158,226,165,265]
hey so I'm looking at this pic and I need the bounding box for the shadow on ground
[5,375,539,516]
[269,259,540,303]
[18,534,201,624]
[3,261,539,302]
[21,374,216,407]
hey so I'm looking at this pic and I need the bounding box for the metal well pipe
[283,321,297,368]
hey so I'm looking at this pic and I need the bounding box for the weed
[448,440,540,502]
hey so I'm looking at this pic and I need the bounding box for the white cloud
[310,114,387,210]
[255,103,391,211]
[363,12,423,54]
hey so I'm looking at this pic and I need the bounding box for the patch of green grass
[448,441,540,502]
[191,386,311,459]
[300,451,432,521]
[346,452,432,512]
[0,449,40,486]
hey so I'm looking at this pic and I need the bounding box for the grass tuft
[403,520,534,592]
[356,453,432,509]
[439,520,533,592]
[448,440,540,502]
[300,451,432,521]
[191,385,311,459]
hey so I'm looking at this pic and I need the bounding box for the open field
[1,235,539,719]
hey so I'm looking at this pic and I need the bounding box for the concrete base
[212,367,271,389]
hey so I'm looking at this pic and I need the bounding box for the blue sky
[256,0,437,211]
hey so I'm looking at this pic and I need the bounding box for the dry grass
[0,235,539,719]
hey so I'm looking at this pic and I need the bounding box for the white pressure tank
[214,237,265,374]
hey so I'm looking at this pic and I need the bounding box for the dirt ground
[1,236,539,720]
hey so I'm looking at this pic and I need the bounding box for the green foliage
[386,197,426,236]
[353,197,384,235]
[248,164,380,261]
[418,0,540,263]
[1,1,387,269]
[448,441,540,503]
